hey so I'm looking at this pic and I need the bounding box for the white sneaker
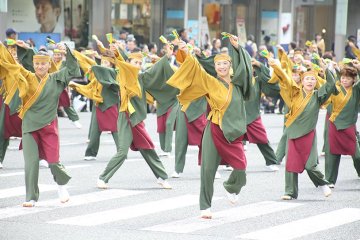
[264,165,279,172]
[328,183,335,188]
[243,145,248,151]
[58,185,70,203]
[320,185,332,197]
[84,156,97,161]
[86,139,90,143]
[97,178,108,189]
[72,121,82,129]
[157,178,172,189]
[320,152,325,157]
[0,162,3,169]
[200,208,212,219]
[281,195,293,200]
[215,171,221,179]
[226,191,239,204]
[222,165,233,171]
[39,159,49,168]
[171,171,181,178]
[22,200,36,207]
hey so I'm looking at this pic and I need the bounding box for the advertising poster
[236,17,247,46]
[7,0,64,34]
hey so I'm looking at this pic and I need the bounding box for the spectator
[315,33,325,56]
[178,28,189,43]
[245,34,257,58]
[126,39,137,52]
[345,35,358,59]
[5,28,17,40]
[211,38,221,55]
[119,29,128,41]
[263,35,274,55]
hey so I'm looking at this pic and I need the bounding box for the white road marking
[238,208,360,240]
[0,184,58,199]
[0,164,91,177]
[0,189,145,219]
[143,201,302,233]
[49,194,212,226]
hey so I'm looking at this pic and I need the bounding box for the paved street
[1,110,359,240]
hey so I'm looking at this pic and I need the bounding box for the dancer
[70,49,120,161]
[0,42,81,207]
[268,56,335,200]
[324,60,360,187]
[167,35,251,218]
[96,51,171,190]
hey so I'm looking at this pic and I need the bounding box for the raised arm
[253,61,280,97]
[51,45,82,86]
[139,56,175,90]
[317,68,336,105]
[228,39,252,99]
[167,47,223,110]
[73,50,97,73]
[268,58,297,107]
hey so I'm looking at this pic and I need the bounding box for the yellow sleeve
[271,63,297,107]
[278,48,293,75]
[69,78,103,104]
[73,50,97,73]
[167,53,221,110]
[0,43,29,98]
[115,59,142,99]
[145,92,155,105]
[315,75,326,89]
[351,46,360,60]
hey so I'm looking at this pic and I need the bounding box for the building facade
[0,0,358,58]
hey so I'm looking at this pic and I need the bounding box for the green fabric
[245,64,279,124]
[174,110,188,173]
[91,66,120,112]
[185,97,207,122]
[160,101,179,152]
[284,135,328,199]
[286,69,336,139]
[85,108,120,157]
[99,112,168,182]
[64,106,79,121]
[330,84,360,130]
[195,55,217,77]
[8,89,21,115]
[22,46,81,133]
[140,56,177,117]
[17,46,36,72]
[221,85,247,142]
[22,132,71,201]
[0,104,9,163]
[223,170,246,194]
[200,123,246,210]
[229,45,252,100]
[276,129,287,164]
[257,143,278,165]
[324,120,360,184]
